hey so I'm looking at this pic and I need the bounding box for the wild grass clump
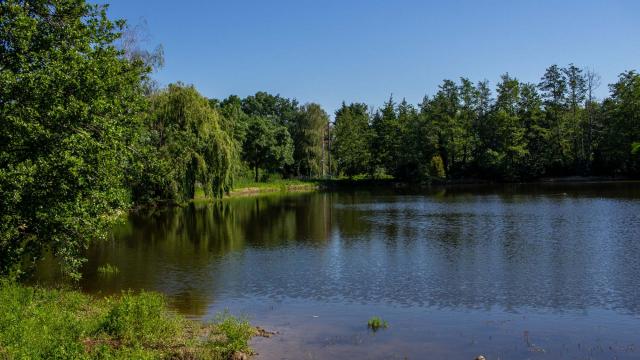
[100,291,180,346]
[97,263,120,276]
[208,311,256,358]
[0,281,256,359]
[367,316,388,332]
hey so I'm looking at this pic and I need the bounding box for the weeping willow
[146,83,238,202]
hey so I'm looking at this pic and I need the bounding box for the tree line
[1,0,639,278]
[333,66,640,181]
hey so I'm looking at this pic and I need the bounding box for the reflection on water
[40,182,640,359]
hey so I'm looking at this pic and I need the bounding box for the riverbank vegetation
[1,0,639,282]
[0,281,255,359]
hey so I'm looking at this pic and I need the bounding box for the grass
[367,316,389,332]
[97,264,120,277]
[0,281,256,359]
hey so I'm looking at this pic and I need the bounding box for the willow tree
[138,84,237,202]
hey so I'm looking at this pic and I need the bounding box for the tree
[518,83,548,178]
[242,116,294,181]
[539,64,569,173]
[130,84,237,203]
[475,74,528,179]
[292,103,329,177]
[595,71,640,175]
[563,64,588,169]
[0,0,150,278]
[332,103,372,177]
[429,80,460,176]
[457,78,479,170]
[584,69,602,169]
[241,91,299,128]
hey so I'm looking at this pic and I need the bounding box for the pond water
[42,182,640,359]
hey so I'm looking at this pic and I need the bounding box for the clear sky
[99,0,639,115]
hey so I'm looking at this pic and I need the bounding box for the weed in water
[367,316,389,332]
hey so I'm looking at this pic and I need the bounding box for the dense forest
[1,0,639,277]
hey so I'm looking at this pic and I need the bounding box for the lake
[41,182,640,359]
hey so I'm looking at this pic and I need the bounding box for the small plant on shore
[209,311,255,358]
[100,291,180,346]
[367,316,388,332]
[97,264,120,276]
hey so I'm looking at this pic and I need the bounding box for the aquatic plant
[367,316,389,331]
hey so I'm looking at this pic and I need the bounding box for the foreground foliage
[0,281,255,359]
[0,0,150,278]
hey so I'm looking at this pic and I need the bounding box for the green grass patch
[228,179,321,196]
[367,316,388,332]
[0,281,256,359]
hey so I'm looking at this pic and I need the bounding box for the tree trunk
[254,165,259,182]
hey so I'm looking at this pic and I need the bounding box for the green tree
[131,84,237,203]
[478,74,527,179]
[429,80,460,176]
[292,103,329,177]
[0,0,149,278]
[539,64,569,173]
[595,71,640,175]
[518,83,548,178]
[332,103,372,177]
[370,96,403,177]
[242,116,294,181]
[458,78,479,170]
[563,64,588,170]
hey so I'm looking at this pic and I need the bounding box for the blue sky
[100,0,639,115]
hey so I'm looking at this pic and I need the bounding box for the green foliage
[242,116,294,182]
[429,155,446,179]
[333,103,373,177]
[292,103,329,177]
[209,311,255,358]
[0,0,149,278]
[100,291,180,346]
[595,71,640,175]
[0,281,256,359]
[367,316,388,332]
[130,84,237,203]
[331,65,640,182]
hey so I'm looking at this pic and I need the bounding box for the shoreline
[212,176,640,200]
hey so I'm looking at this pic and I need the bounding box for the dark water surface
[43,182,640,359]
